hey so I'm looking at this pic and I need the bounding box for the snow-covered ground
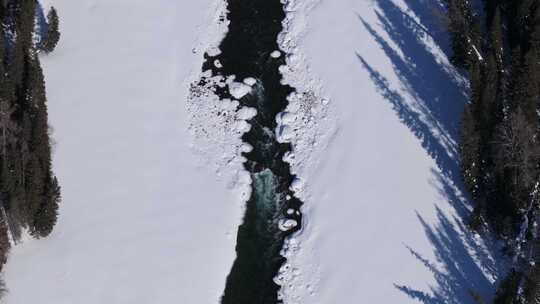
[4,1,244,303]
[2,0,506,303]
[277,0,505,303]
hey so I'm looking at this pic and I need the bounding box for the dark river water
[200,0,303,303]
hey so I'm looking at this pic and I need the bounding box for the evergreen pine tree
[40,7,60,53]
[444,0,481,69]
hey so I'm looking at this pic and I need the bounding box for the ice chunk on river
[279,219,298,232]
[229,82,252,99]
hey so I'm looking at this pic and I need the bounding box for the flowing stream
[201,0,303,303]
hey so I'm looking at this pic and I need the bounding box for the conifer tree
[40,7,60,53]
[0,0,62,298]
[444,0,481,69]
[453,0,540,300]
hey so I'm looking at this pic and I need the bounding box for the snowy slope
[3,1,243,303]
[278,0,505,303]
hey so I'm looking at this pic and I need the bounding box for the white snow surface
[4,0,244,303]
[276,0,505,303]
[2,0,508,303]
[228,81,253,99]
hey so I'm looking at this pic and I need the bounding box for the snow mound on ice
[277,0,337,196]
[273,0,335,301]
[184,0,259,204]
[279,219,299,232]
[243,77,257,86]
[275,237,321,304]
[187,72,255,202]
[229,81,252,99]
[271,50,282,58]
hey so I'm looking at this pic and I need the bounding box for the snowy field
[4,0,243,303]
[278,0,505,303]
[3,0,505,303]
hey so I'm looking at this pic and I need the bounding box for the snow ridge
[274,0,337,302]
[186,0,254,206]
[277,0,337,188]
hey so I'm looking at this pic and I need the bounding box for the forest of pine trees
[0,0,61,297]
[446,0,540,301]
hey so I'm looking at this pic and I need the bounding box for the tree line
[446,0,540,301]
[0,0,61,296]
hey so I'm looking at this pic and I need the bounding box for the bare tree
[493,108,540,190]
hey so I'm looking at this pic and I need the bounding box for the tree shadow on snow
[393,176,506,303]
[356,0,508,302]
